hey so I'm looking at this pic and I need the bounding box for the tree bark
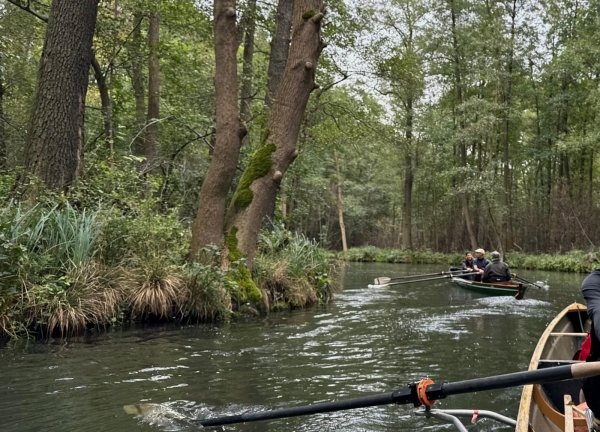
[0,53,5,169]
[334,150,347,252]
[224,0,326,269]
[401,96,413,250]
[240,0,256,122]
[22,0,99,192]
[189,0,246,258]
[265,0,295,109]
[131,12,146,155]
[449,0,478,251]
[90,55,113,153]
[144,12,160,167]
[502,0,516,249]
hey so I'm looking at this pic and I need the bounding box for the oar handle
[196,363,600,427]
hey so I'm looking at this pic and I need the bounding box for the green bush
[255,227,341,309]
[339,247,596,273]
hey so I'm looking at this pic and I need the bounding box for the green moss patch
[303,10,317,19]
[225,227,262,303]
[233,143,276,210]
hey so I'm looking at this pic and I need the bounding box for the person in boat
[461,252,477,280]
[581,270,600,429]
[482,251,514,283]
[473,248,491,282]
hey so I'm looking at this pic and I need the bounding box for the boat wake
[128,400,274,431]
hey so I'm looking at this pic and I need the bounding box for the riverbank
[0,203,339,343]
[338,246,596,273]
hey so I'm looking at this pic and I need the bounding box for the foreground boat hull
[516,303,590,432]
[451,277,528,298]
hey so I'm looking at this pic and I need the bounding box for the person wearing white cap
[473,248,490,282]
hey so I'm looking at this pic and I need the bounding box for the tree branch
[6,0,48,22]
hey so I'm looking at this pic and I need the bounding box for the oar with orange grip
[195,363,600,427]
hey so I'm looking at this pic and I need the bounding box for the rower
[473,248,491,282]
[482,251,514,283]
[581,269,600,429]
[461,252,476,280]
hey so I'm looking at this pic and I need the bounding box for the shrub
[254,228,341,309]
[26,262,123,337]
[124,256,186,320]
[181,258,234,321]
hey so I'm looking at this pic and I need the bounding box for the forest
[1,0,600,338]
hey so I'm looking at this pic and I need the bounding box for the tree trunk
[265,0,295,109]
[131,12,146,155]
[240,0,256,122]
[224,0,326,269]
[502,0,516,249]
[0,54,5,169]
[334,150,347,252]
[449,0,478,251]
[589,150,594,203]
[144,12,160,168]
[22,0,99,192]
[401,96,413,250]
[402,154,413,250]
[189,0,246,259]
[90,55,113,153]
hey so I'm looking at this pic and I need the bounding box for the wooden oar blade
[374,277,391,285]
[123,403,160,416]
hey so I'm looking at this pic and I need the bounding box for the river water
[0,263,590,432]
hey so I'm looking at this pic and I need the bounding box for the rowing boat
[451,276,528,299]
[515,303,591,432]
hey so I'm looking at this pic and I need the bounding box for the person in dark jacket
[473,248,491,282]
[581,270,600,428]
[461,252,476,280]
[482,251,513,283]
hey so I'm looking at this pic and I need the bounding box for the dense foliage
[3,0,600,338]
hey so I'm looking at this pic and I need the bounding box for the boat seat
[539,359,584,364]
[549,333,588,337]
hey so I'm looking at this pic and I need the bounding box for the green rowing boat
[451,277,528,299]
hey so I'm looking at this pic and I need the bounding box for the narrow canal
[0,263,589,431]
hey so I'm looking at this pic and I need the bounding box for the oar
[383,272,472,286]
[195,363,600,427]
[375,270,462,285]
[513,275,545,290]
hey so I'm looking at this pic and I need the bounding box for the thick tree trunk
[90,55,113,152]
[449,0,477,251]
[334,150,347,252]
[22,0,99,192]
[224,0,326,269]
[265,0,295,109]
[144,12,160,167]
[240,0,256,122]
[131,13,146,155]
[189,0,246,258]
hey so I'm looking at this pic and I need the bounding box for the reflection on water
[0,263,589,431]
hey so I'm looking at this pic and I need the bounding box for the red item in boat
[580,332,592,361]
